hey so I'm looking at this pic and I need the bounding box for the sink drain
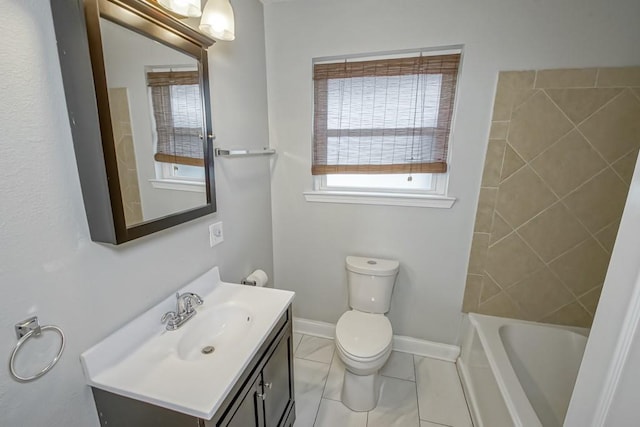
[201,346,215,355]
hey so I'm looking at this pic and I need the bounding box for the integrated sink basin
[80,267,295,420]
[176,302,253,361]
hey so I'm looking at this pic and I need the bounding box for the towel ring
[10,323,65,382]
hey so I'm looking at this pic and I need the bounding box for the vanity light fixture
[199,0,235,41]
[157,0,202,17]
[153,0,235,41]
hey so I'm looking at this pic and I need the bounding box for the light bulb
[199,0,235,41]
[157,0,202,18]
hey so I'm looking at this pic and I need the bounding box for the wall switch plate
[209,222,224,247]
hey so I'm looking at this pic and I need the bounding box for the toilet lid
[336,311,392,359]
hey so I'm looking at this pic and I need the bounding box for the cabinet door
[224,375,264,427]
[262,334,294,426]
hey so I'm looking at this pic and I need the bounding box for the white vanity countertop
[80,267,295,420]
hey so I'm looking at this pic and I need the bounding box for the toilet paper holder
[241,277,257,286]
[241,269,268,287]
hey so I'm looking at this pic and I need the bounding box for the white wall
[0,0,271,425]
[263,0,640,344]
[565,155,640,425]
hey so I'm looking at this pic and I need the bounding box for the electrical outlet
[209,222,224,247]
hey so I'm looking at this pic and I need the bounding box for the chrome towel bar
[215,147,276,157]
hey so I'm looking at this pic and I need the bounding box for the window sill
[303,190,456,208]
[149,179,205,193]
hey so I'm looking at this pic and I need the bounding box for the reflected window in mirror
[146,68,207,187]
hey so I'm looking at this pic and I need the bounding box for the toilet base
[341,369,381,412]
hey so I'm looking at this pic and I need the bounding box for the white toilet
[335,255,399,411]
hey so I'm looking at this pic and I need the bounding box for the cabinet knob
[257,391,267,401]
[263,382,273,390]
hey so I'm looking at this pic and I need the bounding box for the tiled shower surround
[463,67,640,327]
[108,87,143,226]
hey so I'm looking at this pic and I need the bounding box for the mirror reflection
[100,18,207,227]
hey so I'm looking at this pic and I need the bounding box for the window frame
[150,162,206,193]
[314,172,448,195]
[306,47,462,208]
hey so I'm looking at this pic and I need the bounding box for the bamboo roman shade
[147,70,204,167]
[312,53,460,175]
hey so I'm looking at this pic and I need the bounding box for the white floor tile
[322,352,346,401]
[313,398,367,427]
[293,333,303,354]
[294,358,331,427]
[291,335,474,427]
[414,356,472,427]
[367,376,420,427]
[380,351,416,381]
[296,336,335,364]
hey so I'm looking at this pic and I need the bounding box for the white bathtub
[457,313,589,427]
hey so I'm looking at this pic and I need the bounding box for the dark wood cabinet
[92,306,295,427]
[223,375,263,427]
[263,335,294,426]
[217,330,294,427]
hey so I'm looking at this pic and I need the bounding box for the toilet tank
[346,256,399,314]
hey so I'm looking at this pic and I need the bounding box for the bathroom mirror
[51,0,216,244]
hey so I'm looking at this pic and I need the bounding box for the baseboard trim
[293,317,460,362]
[392,334,460,362]
[293,317,335,339]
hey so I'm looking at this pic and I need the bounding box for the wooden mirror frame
[51,0,216,244]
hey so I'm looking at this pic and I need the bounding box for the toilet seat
[336,310,392,360]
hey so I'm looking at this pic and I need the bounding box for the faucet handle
[190,293,204,306]
[161,311,179,329]
[161,311,176,322]
[183,293,204,314]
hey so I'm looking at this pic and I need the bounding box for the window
[307,50,461,207]
[147,69,206,187]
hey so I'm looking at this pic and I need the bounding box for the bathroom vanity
[81,268,295,427]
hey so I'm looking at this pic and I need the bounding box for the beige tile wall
[463,67,640,327]
[108,88,143,226]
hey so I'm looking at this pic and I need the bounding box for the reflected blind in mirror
[148,70,204,166]
[312,53,460,175]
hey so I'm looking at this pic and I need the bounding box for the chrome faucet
[161,292,204,331]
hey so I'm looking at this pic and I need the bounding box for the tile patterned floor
[292,333,473,427]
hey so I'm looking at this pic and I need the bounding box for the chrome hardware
[201,346,215,355]
[176,292,203,316]
[160,311,180,331]
[257,381,273,400]
[15,316,40,339]
[256,380,272,400]
[10,316,65,382]
[161,292,204,331]
[214,147,276,157]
